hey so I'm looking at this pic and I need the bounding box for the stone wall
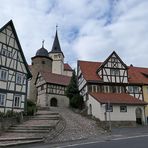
[0,115,30,135]
[47,94,69,107]
[97,120,137,130]
[0,117,18,135]
[29,56,52,102]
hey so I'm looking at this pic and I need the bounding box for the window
[0,94,5,106]
[111,69,119,76]
[128,86,139,93]
[16,73,23,84]
[88,85,92,92]
[120,106,127,112]
[54,55,58,58]
[92,85,97,92]
[104,85,109,93]
[106,104,113,112]
[42,61,45,64]
[1,48,12,57]
[2,49,7,56]
[14,96,21,107]
[7,51,12,58]
[0,69,8,80]
[128,86,133,93]
[133,86,139,93]
[41,85,44,90]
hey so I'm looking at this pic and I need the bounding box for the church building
[29,30,73,107]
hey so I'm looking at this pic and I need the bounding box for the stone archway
[88,104,92,115]
[50,98,58,107]
[135,107,142,125]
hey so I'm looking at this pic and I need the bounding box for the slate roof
[64,63,73,71]
[78,60,148,84]
[36,47,49,57]
[40,70,71,86]
[89,92,147,105]
[49,30,64,57]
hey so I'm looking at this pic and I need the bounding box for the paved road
[9,134,148,148]
[61,134,148,148]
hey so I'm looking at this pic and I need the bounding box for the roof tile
[64,63,73,71]
[78,60,148,84]
[40,70,71,86]
[89,92,147,105]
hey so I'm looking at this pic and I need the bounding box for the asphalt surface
[8,126,148,148]
[61,135,148,148]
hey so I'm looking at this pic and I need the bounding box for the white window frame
[0,93,5,106]
[0,69,8,81]
[14,95,21,107]
[120,106,127,112]
[16,73,23,84]
[106,104,113,112]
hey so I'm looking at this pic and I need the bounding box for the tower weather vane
[56,24,58,31]
[42,40,45,48]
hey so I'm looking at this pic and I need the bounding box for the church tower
[29,43,52,102]
[49,30,64,75]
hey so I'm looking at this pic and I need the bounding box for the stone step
[10,125,54,130]
[9,127,51,130]
[36,112,59,115]
[0,139,43,147]
[7,129,50,133]
[32,117,59,120]
[0,137,42,141]
[37,107,50,110]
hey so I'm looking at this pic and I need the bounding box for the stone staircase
[0,108,60,147]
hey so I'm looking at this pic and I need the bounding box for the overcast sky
[0,0,148,68]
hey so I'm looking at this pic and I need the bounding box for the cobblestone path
[47,107,104,143]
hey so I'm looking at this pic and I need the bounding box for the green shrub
[0,111,5,119]
[5,110,13,117]
[70,94,84,109]
[27,100,37,116]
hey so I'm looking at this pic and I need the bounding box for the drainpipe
[144,106,147,125]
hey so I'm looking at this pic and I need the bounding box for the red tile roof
[89,92,147,105]
[128,66,148,84]
[78,61,102,82]
[64,63,73,71]
[78,60,148,84]
[40,70,71,86]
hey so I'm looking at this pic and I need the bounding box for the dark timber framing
[0,20,31,113]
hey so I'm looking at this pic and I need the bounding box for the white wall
[87,94,145,122]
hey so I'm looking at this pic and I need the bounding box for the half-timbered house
[0,20,31,113]
[35,71,71,107]
[78,51,148,126]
